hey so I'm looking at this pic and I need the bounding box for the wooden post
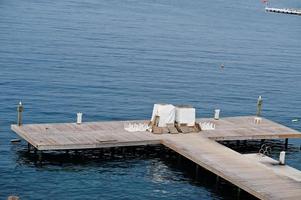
[17,101,23,126]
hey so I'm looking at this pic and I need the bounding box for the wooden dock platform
[11,116,301,151]
[265,7,301,16]
[11,116,301,200]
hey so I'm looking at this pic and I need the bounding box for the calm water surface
[0,0,300,199]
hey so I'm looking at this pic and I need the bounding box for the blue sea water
[0,0,300,199]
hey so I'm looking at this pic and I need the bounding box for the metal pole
[256,96,263,117]
[17,101,24,126]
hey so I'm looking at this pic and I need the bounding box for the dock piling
[27,143,31,153]
[215,175,220,186]
[284,138,288,150]
[195,164,199,179]
[37,151,43,163]
[237,188,241,200]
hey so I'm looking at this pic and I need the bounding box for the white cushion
[175,106,195,126]
[151,104,176,127]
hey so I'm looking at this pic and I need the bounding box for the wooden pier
[265,7,301,16]
[11,116,301,200]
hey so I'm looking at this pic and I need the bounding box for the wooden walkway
[243,154,301,182]
[162,135,301,200]
[11,116,301,200]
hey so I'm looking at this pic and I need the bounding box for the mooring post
[284,138,288,150]
[17,101,24,126]
[256,96,263,117]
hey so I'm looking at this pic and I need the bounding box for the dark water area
[0,0,300,199]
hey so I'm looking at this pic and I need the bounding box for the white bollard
[279,151,286,165]
[254,117,262,124]
[77,112,83,124]
[214,109,220,120]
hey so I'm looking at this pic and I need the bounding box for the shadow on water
[12,143,278,200]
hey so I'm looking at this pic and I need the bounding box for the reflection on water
[12,142,292,200]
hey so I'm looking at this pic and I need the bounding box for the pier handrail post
[17,101,24,126]
[256,96,263,117]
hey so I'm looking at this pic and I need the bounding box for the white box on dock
[151,104,176,127]
[175,106,195,126]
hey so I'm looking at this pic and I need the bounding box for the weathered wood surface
[243,153,301,182]
[162,134,301,200]
[199,116,301,140]
[11,116,301,150]
[11,120,161,150]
